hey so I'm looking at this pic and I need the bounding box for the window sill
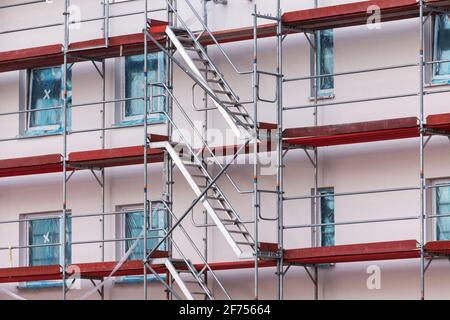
[309,94,335,102]
[113,274,166,285]
[19,128,65,139]
[17,280,64,290]
[114,115,166,128]
[426,79,450,88]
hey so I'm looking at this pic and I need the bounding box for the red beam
[282,0,450,30]
[284,240,420,264]
[424,241,450,255]
[0,154,63,178]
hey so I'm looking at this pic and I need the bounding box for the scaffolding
[0,0,450,300]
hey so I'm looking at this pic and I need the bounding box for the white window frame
[114,54,166,124]
[429,178,450,241]
[310,30,335,100]
[432,14,450,83]
[115,203,167,260]
[26,66,64,133]
[20,211,71,267]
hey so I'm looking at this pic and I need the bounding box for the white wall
[1,0,450,300]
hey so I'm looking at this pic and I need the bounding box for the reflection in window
[124,53,165,122]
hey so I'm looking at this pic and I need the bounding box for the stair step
[235,241,255,246]
[212,207,232,212]
[183,162,202,167]
[219,100,238,106]
[213,89,232,95]
[207,79,222,84]
[192,58,208,63]
[185,47,201,52]
[199,68,217,74]
[228,230,250,235]
[230,111,250,117]
[221,219,238,223]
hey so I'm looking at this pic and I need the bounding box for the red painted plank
[425,241,450,255]
[284,127,419,147]
[283,117,418,139]
[284,240,420,264]
[283,0,422,30]
[0,154,63,178]
[68,146,165,169]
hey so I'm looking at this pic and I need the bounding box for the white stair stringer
[152,141,255,259]
[165,26,253,140]
[151,258,214,300]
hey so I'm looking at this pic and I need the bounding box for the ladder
[164,258,213,300]
[151,139,255,259]
[162,1,254,140]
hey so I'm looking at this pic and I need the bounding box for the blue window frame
[27,66,72,134]
[319,188,335,247]
[124,206,167,261]
[123,52,165,124]
[433,14,450,83]
[28,215,72,266]
[315,29,334,97]
[435,185,450,240]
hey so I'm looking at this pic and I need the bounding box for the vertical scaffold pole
[143,0,149,301]
[418,0,426,301]
[276,0,284,301]
[252,4,259,300]
[165,0,176,300]
[202,0,209,298]
[61,0,70,301]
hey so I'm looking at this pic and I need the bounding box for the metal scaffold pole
[62,0,70,301]
[418,0,426,301]
[165,0,176,300]
[276,0,284,301]
[143,0,150,301]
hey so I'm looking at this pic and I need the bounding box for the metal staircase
[162,0,254,140]
[151,139,255,259]
[164,258,212,300]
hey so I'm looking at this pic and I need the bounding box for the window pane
[124,53,165,118]
[125,209,167,261]
[434,15,450,77]
[320,188,335,247]
[29,217,71,266]
[29,66,71,129]
[318,29,334,92]
[436,186,450,240]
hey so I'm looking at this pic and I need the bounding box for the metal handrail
[154,82,253,195]
[165,0,254,129]
[154,95,248,225]
[175,0,252,76]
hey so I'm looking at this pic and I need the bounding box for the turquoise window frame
[432,14,450,84]
[435,184,450,241]
[120,52,166,126]
[26,65,72,136]
[315,29,334,97]
[319,188,335,247]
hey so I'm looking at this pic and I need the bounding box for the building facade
[0,0,450,300]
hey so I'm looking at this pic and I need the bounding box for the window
[311,29,334,98]
[117,52,165,124]
[119,204,167,261]
[22,213,72,266]
[433,183,450,241]
[319,188,335,247]
[433,14,450,82]
[27,66,72,134]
